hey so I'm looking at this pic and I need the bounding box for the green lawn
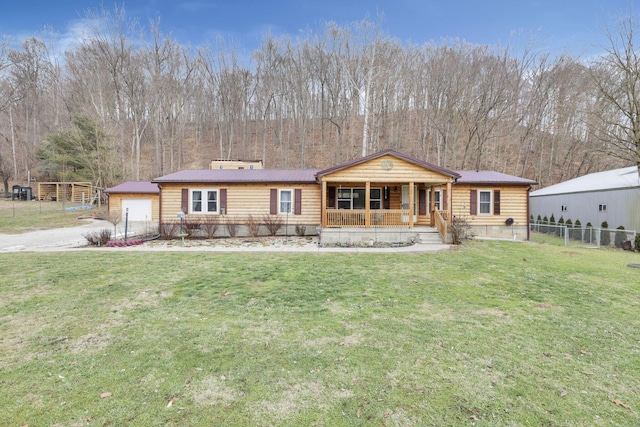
[0,200,105,233]
[1,241,639,426]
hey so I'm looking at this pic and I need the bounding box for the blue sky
[0,0,632,57]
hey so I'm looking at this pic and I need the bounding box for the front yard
[1,241,639,425]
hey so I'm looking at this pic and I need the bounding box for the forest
[1,6,639,193]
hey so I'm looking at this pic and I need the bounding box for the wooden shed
[105,181,160,223]
[37,182,93,203]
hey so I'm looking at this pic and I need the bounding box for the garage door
[121,199,153,221]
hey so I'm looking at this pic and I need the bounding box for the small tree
[634,233,640,252]
[572,219,582,241]
[557,216,565,237]
[565,218,573,239]
[107,210,122,238]
[549,214,556,235]
[542,216,549,234]
[601,221,611,246]
[585,222,596,244]
[614,225,627,248]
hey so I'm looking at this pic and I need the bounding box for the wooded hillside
[1,6,638,192]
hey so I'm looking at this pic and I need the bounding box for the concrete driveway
[0,221,450,253]
[0,220,151,252]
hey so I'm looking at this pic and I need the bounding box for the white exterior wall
[530,188,640,231]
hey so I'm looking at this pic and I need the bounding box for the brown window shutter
[494,190,501,215]
[220,188,227,214]
[270,188,277,214]
[470,189,477,215]
[181,188,188,213]
[418,189,427,215]
[442,189,448,210]
[327,186,336,208]
[294,189,302,215]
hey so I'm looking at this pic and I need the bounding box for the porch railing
[434,209,448,239]
[325,209,410,228]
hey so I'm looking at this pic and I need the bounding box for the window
[336,188,380,209]
[429,190,441,210]
[479,191,492,214]
[369,188,381,209]
[599,204,607,212]
[191,189,218,214]
[279,189,292,214]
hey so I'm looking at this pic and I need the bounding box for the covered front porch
[320,181,451,241]
[315,150,460,243]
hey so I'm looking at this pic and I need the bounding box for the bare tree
[590,13,640,170]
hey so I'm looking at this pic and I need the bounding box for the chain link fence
[529,222,637,249]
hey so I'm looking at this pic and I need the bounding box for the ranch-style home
[149,149,536,244]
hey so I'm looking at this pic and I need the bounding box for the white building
[530,166,640,231]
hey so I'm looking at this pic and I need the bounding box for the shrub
[83,229,112,246]
[225,216,239,237]
[600,221,611,246]
[201,216,220,239]
[542,216,549,234]
[246,215,261,237]
[635,233,640,252]
[572,219,582,241]
[159,221,179,240]
[449,216,472,245]
[262,214,283,236]
[585,222,597,244]
[614,226,627,248]
[565,219,572,239]
[295,224,306,236]
[183,217,202,237]
[556,216,565,237]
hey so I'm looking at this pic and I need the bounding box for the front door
[401,185,417,223]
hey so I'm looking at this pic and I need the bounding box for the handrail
[434,209,447,242]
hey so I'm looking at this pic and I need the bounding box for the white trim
[279,189,293,214]
[190,188,219,214]
[478,190,492,215]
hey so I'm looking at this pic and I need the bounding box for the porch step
[416,228,443,244]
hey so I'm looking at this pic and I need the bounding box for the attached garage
[121,198,153,221]
[105,181,160,224]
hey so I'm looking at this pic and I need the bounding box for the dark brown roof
[316,149,461,179]
[455,170,537,185]
[153,169,320,184]
[105,181,159,194]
